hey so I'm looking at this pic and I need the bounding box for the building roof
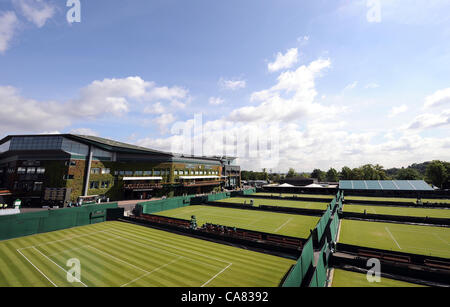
[339,180,433,191]
[0,134,233,163]
[71,134,169,155]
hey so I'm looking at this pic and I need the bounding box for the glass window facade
[61,138,89,156]
[92,147,112,159]
[10,136,63,151]
[0,140,10,152]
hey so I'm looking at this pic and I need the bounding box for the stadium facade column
[82,145,94,196]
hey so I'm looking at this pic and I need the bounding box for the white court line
[33,246,88,287]
[111,234,221,270]
[385,227,402,250]
[120,256,183,287]
[108,227,231,266]
[432,234,450,245]
[201,263,232,287]
[244,217,264,227]
[16,248,57,287]
[274,218,292,233]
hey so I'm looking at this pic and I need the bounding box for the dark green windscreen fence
[207,192,231,202]
[282,238,314,287]
[0,203,118,241]
[139,196,192,214]
[282,191,342,287]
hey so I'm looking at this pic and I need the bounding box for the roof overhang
[179,176,220,180]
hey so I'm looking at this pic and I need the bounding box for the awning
[179,176,220,180]
[123,177,163,181]
[0,189,12,196]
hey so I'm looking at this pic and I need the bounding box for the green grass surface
[331,269,424,287]
[343,204,450,219]
[157,205,319,238]
[255,193,334,199]
[340,220,450,259]
[345,195,450,204]
[214,197,329,210]
[0,221,294,287]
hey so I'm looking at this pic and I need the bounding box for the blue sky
[0,0,449,171]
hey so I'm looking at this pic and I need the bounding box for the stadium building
[0,134,241,206]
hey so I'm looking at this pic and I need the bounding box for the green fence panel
[309,271,319,287]
[242,188,256,195]
[281,260,303,287]
[207,192,230,202]
[300,238,314,275]
[282,237,314,287]
[0,203,119,241]
[141,197,190,214]
[316,206,331,242]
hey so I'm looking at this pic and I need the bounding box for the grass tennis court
[331,269,424,287]
[156,205,319,238]
[340,220,450,259]
[255,193,334,199]
[0,221,294,287]
[344,195,450,204]
[214,197,328,210]
[343,204,450,219]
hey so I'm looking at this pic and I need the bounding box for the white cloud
[343,81,358,91]
[365,82,380,89]
[70,128,99,136]
[143,102,165,114]
[297,36,309,44]
[0,76,190,135]
[388,104,408,117]
[134,53,450,171]
[0,11,19,53]
[13,0,55,28]
[424,88,450,108]
[268,48,299,72]
[209,97,224,105]
[230,58,336,123]
[0,85,70,134]
[219,78,246,91]
[408,109,450,130]
[154,113,176,133]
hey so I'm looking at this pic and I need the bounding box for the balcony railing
[123,183,163,190]
[181,180,223,187]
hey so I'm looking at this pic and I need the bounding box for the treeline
[241,161,450,189]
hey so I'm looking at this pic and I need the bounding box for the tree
[286,168,296,178]
[311,169,326,182]
[396,168,422,180]
[426,160,447,189]
[340,166,353,180]
[326,168,339,182]
[262,168,269,181]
